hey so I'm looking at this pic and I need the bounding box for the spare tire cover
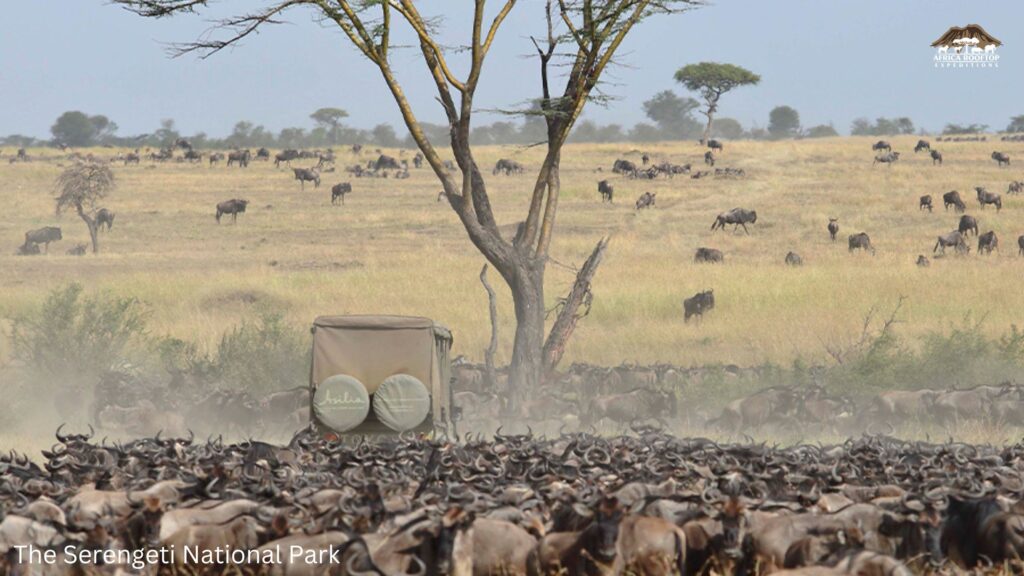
[313,374,370,432]
[373,374,431,431]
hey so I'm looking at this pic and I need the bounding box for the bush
[212,310,308,395]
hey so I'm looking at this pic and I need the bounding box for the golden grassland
[2,136,1024,371]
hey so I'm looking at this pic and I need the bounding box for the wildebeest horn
[56,424,68,444]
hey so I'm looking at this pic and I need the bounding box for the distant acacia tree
[112,0,701,404]
[55,162,115,254]
[310,108,349,145]
[768,105,800,139]
[850,117,915,136]
[1007,115,1024,133]
[51,111,118,147]
[674,62,760,143]
[710,117,743,139]
[804,124,839,138]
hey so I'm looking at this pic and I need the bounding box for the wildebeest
[827,218,839,242]
[704,151,715,166]
[930,149,943,165]
[215,199,249,224]
[872,140,891,152]
[916,255,930,267]
[943,190,966,213]
[24,226,62,253]
[275,149,300,167]
[635,192,656,210]
[208,152,224,166]
[95,208,115,231]
[613,159,637,174]
[873,151,900,166]
[255,147,270,161]
[934,230,968,255]
[1009,181,1024,195]
[183,149,202,163]
[598,180,613,203]
[66,243,87,256]
[641,153,650,165]
[293,167,321,190]
[958,215,979,237]
[227,149,251,168]
[493,158,524,175]
[375,154,401,171]
[975,187,1002,211]
[711,208,758,234]
[992,151,1011,167]
[683,290,715,323]
[694,247,723,263]
[413,152,424,168]
[707,139,724,152]
[978,230,998,255]
[914,140,930,153]
[1019,235,1024,256]
[331,182,352,205]
[123,152,141,165]
[919,195,933,212]
[785,251,803,266]
[848,232,875,255]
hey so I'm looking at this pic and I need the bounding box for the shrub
[212,310,308,395]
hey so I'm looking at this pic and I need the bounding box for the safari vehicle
[309,315,455,438]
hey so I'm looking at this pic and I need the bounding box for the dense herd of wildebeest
[7,137,1024,573]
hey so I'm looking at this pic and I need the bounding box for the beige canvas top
[310,315,451,400]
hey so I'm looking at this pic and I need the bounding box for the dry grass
[2,136,1024,370]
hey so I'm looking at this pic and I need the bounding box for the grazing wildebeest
[95,208,115,231]
[24,227,62,253]
[707,139,724,152]
[873,151,900,166]
[694,247,723,263]
[711,208,758,234]
[16,242,40,255]
[704,151,715,166]
[943,190,966,213]
[274,149,299,167]
[641,153,650,165]
[293,167,321,190]
[613,158,637,174]
[331,182,352,205]
[374,154,401,171]
[827,218,839,242]
[1018,235,1024,256]
[958,215,979,237]
[183,149,202,163]
[992,151,1011,166]
[916,195,932,212]
[598,180,614,203]
[914,139,931,153]
[934,230,968,255]
[916,255,930,267]
[1008,181,1024,195]
[785,251,803,266]
[123,152,140,165]
[215,199,249,224]
[978,230,998,255]
[635,192,656,210]
[227,149,250,168]
[66,243,87,256]
[975,187,1002,211]
[872,140,892,152]
[848,232,875,255]
[208,152,224,166]
[493,158,524,175]
[930,149,943,165]
[255,147,271,161]
[683,290,715,322]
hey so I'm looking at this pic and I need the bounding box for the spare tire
[313,374,370,432]
[373,374,431,431]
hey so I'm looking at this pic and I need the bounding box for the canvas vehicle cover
[310,315,452,435]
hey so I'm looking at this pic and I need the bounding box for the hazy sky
[2,1,1022,138]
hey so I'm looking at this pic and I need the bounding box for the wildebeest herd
[8,423,1024,574]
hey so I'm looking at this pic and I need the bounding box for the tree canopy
[674,62,759,142]
[768,105,800,138]
[51,111,119,147]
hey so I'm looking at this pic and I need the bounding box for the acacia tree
[674,62,759,144]
[310,107,349,144]
[113,0,697,405]
[55,162,116,254]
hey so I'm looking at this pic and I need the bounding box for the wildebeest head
[587,495,624,562]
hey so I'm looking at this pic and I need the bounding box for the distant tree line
[4,105,1024,149]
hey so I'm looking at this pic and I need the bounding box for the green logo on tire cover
[314,374,370,432]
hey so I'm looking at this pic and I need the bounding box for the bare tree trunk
[478,264,499,391]
[76,204,99,254]
[543,237,609,378]
[504,263,545,417]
